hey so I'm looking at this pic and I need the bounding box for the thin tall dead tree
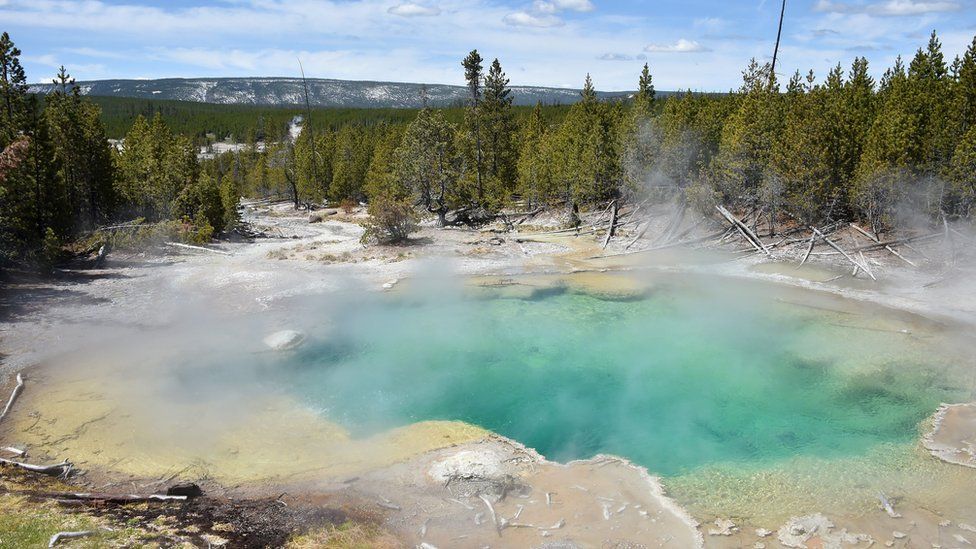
[770,0,787,86]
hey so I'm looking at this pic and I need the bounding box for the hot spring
[12,271,976,522]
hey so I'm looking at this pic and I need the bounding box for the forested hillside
[27,76,636,109]
[2,29,975,261]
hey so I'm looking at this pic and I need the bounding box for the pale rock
[893,531,907,539]
[262,329,306,351]
[756,528,773,538]
[778,514,834,548]
[708,518,737,536]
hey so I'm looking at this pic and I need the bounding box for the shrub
[360,195,418,245]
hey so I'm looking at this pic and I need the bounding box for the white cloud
[387,2,441,16]
[644,39,710,53]
[534,0,594,12]
[814,0,961,16]
[502,10,564,27]
[598,52,633,61]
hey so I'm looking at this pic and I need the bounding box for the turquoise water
[277,280,964,477]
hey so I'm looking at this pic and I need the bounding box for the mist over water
[269,276,967,477]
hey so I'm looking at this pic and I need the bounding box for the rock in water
[263,330,306,351]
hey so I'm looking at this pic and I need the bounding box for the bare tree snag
[602,201,619,249]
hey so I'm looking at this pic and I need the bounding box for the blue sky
[4,0,976,91]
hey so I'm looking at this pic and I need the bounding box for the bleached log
[163,242,232,256]
[850,232,942,253]
[716,205,770,256]
[479,495,502,536]
[811,227,876,281]
[0,458,72,477]
[799,234,818,267]
[0,373,24,422]
[878,492,902,518]
[2,446,26,457]
[49,531,94,547]
[850,223,917,267]
[590,230,728,259]
[52,492,188,504]
[625,221,650,249]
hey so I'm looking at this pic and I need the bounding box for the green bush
[360,195,419,244]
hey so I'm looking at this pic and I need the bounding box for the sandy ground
[2,200,976,548]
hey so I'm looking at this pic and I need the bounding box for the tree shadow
[0,268,118,322]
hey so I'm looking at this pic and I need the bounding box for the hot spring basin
[11,272,976,521]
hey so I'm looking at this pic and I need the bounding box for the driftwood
[716,205,770,256]
[1,446,26,457]
[601,201,619,249]
[0,373,24,422]
[51,492,188,505]
[850,232,942,253]
[810,227,876,281]
[589,230,727,259]
[799,234,818,267]
[0,458,73,477]
[479,495,502,536]
[850,224,917,267]
[163,242,232,256]
[49,531,95,547]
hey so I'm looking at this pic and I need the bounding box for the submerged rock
[923,402,976,469]
[778,514,833,548]
[167,482,203,497]
[263,330,306,351]
[708,518,738,536]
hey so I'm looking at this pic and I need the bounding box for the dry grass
[286,521,402,549]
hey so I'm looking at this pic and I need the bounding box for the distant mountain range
[28,77,640,108]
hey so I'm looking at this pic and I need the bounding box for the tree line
[2,29,975,260]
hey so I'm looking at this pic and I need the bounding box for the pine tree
[480,58,517,205]
[516,103,553,206]
[462,50,485,201]
[364,126,406,200]
[393,107,461,226]
[634,63,656,117]
[0,32,28,146]
[711,59,784,207]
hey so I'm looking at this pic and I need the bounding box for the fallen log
[589,230,727,259]
[49,531,94,547]
[798,234,818,267]
[850,232,942,253]
[1,446,26,457]
[850,223,917,267]
[716,205,770,256]
[0,373,24,423]
[163,242,233,256]
[811,227,876,281]
[0,458,73,477]
[51,492,188,505]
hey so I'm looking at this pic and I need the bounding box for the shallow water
[277,277,971,481]
[14,272,975,523]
